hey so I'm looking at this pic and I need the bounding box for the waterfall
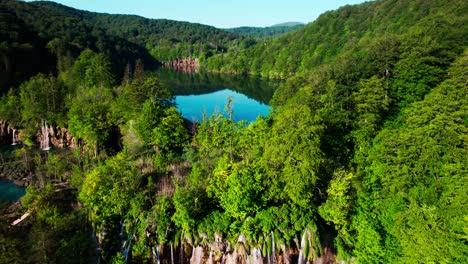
[152,246,161,264]
[180,241,184,264]
[120,221,133,264]
[41,120,50,150]
[208,250,213,264]
[251,248,263,264]
[297,231,307,264]
[171,243,174,264]
[91,229,101,264]
[11,128,17,145]
[272,232,276,264]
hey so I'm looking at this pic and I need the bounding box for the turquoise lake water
[0,179,26,203]
[175,89,271,122]
[154,69,278,122]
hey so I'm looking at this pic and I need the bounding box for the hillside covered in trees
[0,0,251,91]
[206,0,468,79]
[0,0,467,263]
[225,22,305,39]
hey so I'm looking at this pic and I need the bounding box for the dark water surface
[0,179,25,203]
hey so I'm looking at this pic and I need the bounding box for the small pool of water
[0,179,26,203]
[175,89,271,122]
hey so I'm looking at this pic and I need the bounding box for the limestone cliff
[163,57,199,73]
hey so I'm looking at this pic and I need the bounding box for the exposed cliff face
[163,57,199,73]
[36,123,77,149]
[0,120,18,145]
[140,233,337,264]
[0,120,77,149]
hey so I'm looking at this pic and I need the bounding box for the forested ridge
[0,0,251,90]
[206,0,467,79]
[0,0,467,263]
[225,22,305,39]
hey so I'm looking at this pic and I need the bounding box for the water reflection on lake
[153,69,279,122]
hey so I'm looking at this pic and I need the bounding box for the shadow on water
[152,69,280,105]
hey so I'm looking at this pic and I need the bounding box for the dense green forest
[225,22,305,39]
[0,0,467,263]
[0,0,251,91]
[206,0,468,79]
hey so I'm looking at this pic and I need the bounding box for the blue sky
[25,0,369,28]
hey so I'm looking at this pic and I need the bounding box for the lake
[154,69,279,122]
[0,179,25,203]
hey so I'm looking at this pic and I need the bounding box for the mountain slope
[226,22,305,38]
[206,0,468,79]
[0,0,249,89]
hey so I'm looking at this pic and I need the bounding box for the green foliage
[198,210,231,239]
[70,49,115,88]
[19,184,96,263]
[19,73,68,134]
[206,0,467,80]
[172,185,209,236]
[0,89,21,124]
[152,107,189,154]
[319,170,354,230]
[350,51,468,263]
[226,23,305,39]
[79,152,140,231]
[263,105,324,207]
[67,86,115,154]
[212,159,265,219]
[1,0,467,262]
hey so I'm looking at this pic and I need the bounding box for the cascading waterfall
[297,230,307,264]
[180,241,184,264]
[120,221,133,264]
[11,128,17,145]
[271,232,276,264]
[171,243,174,264]
[250,248,263,264]
[91,229,101,264]
[208,250,213,264]
[41,120,50,150]
[152,246,161,264]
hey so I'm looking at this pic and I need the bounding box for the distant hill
[271,22,304,27]
[225,22,305,38]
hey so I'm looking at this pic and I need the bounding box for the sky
[25,0,369,28]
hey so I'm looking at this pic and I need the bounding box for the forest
[0,0,467,263]
[225,22,305,39]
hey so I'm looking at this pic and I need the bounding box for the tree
[263,105,324,207]
[67,86,115,155]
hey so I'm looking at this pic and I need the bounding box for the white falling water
[91,229,101,264]
[272,232,276,264]
[180,241,184,264]
[298,230,307,264]
[170,243,174,264]
[41,120,51,150]
[120,221,133,264]
[11,128,17,145]
[208,250,213,264]
[152,246,161,264]
[250,248,263,264]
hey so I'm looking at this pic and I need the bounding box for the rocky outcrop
[36,123,77,149]
[163,57,199,73]
[0,120,18,145]
[138,232,339,264]
[0,120,76,149]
